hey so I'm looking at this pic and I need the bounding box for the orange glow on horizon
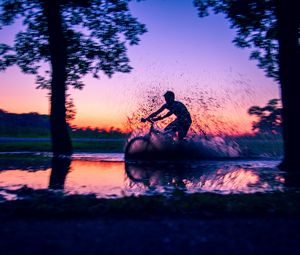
[0,66,272,136]
[1,97,255,135]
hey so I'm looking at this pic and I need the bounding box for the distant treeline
[0,109,126,138]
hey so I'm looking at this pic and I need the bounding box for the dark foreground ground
[1,217,300,255]
[1,189,300,255]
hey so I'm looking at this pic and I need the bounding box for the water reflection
[63,160,125,197]
[124,161,285,195]
[0,154,287,199]
[49,157,71,190]
[0,155,51,171]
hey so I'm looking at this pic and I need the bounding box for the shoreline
[1,188,300,219]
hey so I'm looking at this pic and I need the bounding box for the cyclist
[142,91,192,140]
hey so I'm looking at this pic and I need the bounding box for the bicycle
[124,118,178,161]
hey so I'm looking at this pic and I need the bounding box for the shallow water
[0,153,288,200]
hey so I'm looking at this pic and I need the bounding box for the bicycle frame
[125,119,181,160]
[145,119,177,142]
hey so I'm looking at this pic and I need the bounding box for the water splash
[191,136,241,158]
[125,134,241,161]
[125,86,247,159]
[125,84,282,159]
[124,160,284,195]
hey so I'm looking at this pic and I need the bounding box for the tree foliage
[0,0,147,89]
[0,108,126,138]
[193,0,282,79]
[248,98,282,135]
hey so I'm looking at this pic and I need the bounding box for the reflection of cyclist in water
[143,91,192,140]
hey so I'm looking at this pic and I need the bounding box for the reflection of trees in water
[48,157,71,190]
[125,162,285,194]
[0,156,51,171]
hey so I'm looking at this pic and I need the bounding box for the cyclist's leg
[177,128,187,140]
[177,119,192,140]
[164,120,178,133]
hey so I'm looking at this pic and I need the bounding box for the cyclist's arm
[159,110,173,120]
[147,105,166,119]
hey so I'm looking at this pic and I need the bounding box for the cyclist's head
[164,91,175,104]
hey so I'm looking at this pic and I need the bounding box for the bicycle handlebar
[141,118,154,124]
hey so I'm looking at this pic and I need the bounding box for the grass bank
[1,187,299,219]
[0,137,283,156]
[0,140,126,153]
[235,137,283,157]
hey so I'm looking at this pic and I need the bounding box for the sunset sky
[0,0,280,134]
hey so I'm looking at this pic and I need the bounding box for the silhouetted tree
[0,0,146,156]
[0,108,50,136]
[194,0,299,170]
[248,99,282,135]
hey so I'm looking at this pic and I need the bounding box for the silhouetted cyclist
[142,91,192,140]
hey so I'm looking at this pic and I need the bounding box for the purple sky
[0,0,279,132]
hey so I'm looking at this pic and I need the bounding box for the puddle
[0,153,288,200]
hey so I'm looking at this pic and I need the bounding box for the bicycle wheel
[125,136,154,160]
[125,162,151,183]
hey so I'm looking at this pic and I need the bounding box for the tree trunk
[43,0,72,156]
[276,0,300,171]
[49,157,71,190]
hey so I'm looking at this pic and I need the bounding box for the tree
[193,0,299,170]
[66,94,76,124]
[49,156,71,190]
[0,0,146,156]
[248,98,282,135]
